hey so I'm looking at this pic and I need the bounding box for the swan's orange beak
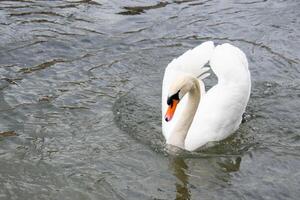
[165,99,179,122]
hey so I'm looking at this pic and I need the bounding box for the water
[0,0,299,199]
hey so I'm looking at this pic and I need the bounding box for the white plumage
[162,41,251,151]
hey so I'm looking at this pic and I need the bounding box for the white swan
[162,41,251,151]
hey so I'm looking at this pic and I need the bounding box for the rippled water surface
[0,0,299,199]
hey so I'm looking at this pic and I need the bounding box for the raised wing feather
[166,41,215,76]
[209,43,250,83]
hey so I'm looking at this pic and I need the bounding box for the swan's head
[165,75,195,122]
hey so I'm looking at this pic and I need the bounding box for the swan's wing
[166,41,215,77]
[162,41,215,140]
[209,43,250,83]
[185,43,251,151]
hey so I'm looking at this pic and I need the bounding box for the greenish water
[0,0,299,199]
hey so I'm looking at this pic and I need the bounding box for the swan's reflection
[168,152,242,200]
[169,156,190,200]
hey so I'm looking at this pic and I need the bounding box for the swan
[162,41,251,151]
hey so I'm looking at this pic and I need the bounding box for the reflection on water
[169,157,190,200]
[168,153,242,200]
[1,0,300,199]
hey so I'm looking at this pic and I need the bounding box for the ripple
[9,11,64,17]
[19,59,67,74]
[234,0,268,5]
[32,28,85,37]
[69,0,101,6]
[184,35,298,65]
[5,40,47,52]
[0,130,17,138]
[118,2,169,15]
[18,19,63,25]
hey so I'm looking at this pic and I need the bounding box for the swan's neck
[167,79,200,149]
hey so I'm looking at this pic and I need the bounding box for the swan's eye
[167,97,172,106]
[167,90,180,105]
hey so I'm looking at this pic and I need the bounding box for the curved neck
[167,78,201,149]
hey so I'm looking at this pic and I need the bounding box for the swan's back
[184,43,251,151]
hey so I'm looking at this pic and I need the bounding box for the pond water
[0,0,299,199]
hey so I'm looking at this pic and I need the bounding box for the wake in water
[112,91,256,158]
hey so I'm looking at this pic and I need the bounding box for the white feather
[162,42,251,151]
